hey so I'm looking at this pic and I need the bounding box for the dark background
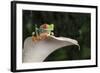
[23,10,91,61]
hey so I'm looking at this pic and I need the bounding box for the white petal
[23,36,80,63]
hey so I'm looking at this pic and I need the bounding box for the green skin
[32,24,54,36]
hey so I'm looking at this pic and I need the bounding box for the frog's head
[40,23,54,31]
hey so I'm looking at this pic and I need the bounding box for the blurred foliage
[23,10,91,61]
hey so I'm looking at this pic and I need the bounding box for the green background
[23,10,91,61]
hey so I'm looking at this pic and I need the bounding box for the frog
[32,23,54,42]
